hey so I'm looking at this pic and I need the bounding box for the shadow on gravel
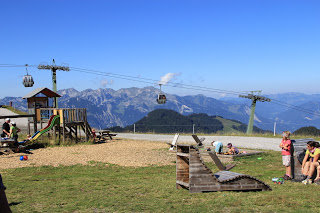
[25,143,46,150]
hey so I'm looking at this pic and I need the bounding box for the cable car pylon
[239,91,271,134]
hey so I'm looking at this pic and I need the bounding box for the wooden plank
[191,135,204,146]
[177,152,189,157]
[190,183,268,193]
[176,180,189,188]
[208,152,226,170]
[225,164,236,171]
[190,177,217,184]
[177,174,189,178]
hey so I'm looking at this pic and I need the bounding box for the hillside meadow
[1,138,319,213]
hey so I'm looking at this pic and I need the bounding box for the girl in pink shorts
[279,131,292,180]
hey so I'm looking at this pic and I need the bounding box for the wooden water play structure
[176,145,271,193]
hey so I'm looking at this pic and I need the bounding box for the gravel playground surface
[0,133,282,170]
[0,139,175,170]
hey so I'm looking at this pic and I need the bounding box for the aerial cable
[70,66,246,96]
[72,68,243,96]
[269,99,320,116]
[267,101,319,116]
[1,63,319,116]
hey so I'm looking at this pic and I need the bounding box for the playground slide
[19,115,60,144]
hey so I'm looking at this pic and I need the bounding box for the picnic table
[0,138,18,153]
[95,130,117,141]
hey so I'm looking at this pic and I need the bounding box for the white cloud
[100,79,114,87]
[158,73,180,85]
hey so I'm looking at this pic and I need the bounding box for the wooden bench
[95,130,117,141]
[0,138,19,153]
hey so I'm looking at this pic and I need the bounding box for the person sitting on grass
[211,140,223,154]
[301,141,320,184]
[227,143,239,155]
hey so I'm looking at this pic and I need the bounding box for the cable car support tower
[239,91,271,135]
[38,59,70,108]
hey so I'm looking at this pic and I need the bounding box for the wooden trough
[176,144,271,193]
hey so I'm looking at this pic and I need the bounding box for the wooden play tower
[23,87,93,142]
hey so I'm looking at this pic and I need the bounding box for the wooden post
[84,108,88,142]
[28,120,30,135]
[33,97,37,133]
[40,120,43,141]
[54,125,56,143]
[75,125,78,143]
[63,109,66,142]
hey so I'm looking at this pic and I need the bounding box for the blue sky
[1,0,319,99]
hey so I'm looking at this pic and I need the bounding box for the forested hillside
[110,109,270,134]
[293,126,320,136]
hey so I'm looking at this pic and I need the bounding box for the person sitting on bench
[211,141,223,154]
[301,141,320,184]
[227,143,239,155]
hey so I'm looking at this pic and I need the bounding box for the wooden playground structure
[34,107,92,142]
[21,87,93,142]
[176,145,271,193]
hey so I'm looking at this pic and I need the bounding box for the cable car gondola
[22,64,34,87]
[157,84,167,104]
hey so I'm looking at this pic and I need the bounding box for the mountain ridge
[0,86,319,132]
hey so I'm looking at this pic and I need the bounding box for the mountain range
[1,87,319,133]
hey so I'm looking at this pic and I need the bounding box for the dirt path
[0,139,175,170]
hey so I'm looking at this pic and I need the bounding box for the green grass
[2,150,320,212]
[215,116,243,134]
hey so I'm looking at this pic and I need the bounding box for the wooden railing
[37,108,87,124]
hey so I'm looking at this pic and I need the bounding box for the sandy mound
[0,139,175,169]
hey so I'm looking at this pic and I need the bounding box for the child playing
[211,140,223,154]
[279,131,292,180]
[92,128,96,142]
[227,143,239,155]
[26,134,32,140]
